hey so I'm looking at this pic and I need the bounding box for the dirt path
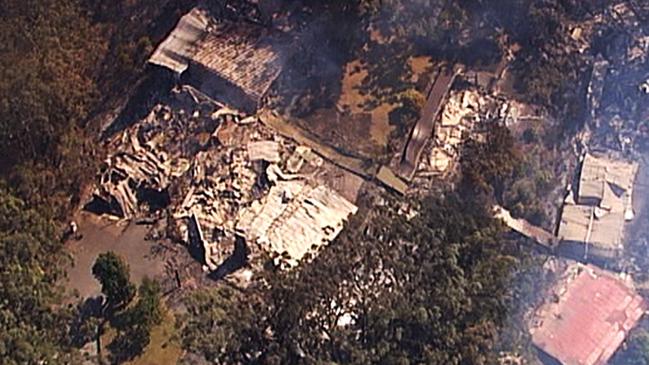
[64,212,166,300]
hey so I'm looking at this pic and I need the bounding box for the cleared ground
[64,212,166,300]
[287,55,434,162]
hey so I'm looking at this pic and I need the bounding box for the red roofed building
[530,264,645,365]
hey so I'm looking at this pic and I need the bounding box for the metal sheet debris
[237,175,358,268]
[558,152,638,258]
[91,87,361,274]
[247,140,281,163]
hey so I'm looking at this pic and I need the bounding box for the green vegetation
[0,1,192,362]
[0,0,194,214]
[461,120,559,227]
[387,89,425,151]
[0,0,605,363]
[108,277,163,363]
[502,146,556,227]
[125,307,182,365]
[361,0,595,132]
[0,187,80,364]
[461,122,522,198]
[87,252,164,363]
[508,2,589,133]
[179,189,526,364]
[178,66,543,362]
[93,252,137,309]
[0,0,103,218]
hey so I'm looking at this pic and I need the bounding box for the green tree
[92,252,136,308]
[461,122,522,198]
[180,285,268,364]
[109,277,163,363]
[124,277,162,329]
[0,187,79,364]
[179,193,520,364]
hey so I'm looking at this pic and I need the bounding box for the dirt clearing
[64,212,166,300]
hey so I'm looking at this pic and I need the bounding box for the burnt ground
[63,211,203,363]
[266,9,435,165]
[269,55,435,168]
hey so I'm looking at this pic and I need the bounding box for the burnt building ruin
[149,7,291,112]
[558,152,638,260]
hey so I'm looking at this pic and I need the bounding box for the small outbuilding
[557,153,638,260]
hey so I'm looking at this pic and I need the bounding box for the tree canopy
[92,251,136,308]
[0,0,608,363]
[0,187,78,364]
[180,191,521,364]
[108,277,163,363]
[0,0,191,362]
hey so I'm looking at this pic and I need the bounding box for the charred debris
[88,2,648,272]
[90,86,360,280]
[87,4,519,283]
[85,2,649,362]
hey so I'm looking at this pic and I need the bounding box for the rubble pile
[237,174,358,268]
[414,88,506,180]
[172,148,258,270]
[92,105,194,218]
[171,118,289,270]
[92,89,359,274]
[171,121,359,271]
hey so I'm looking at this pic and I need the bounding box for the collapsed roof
[91,87,360,273]
[558,153,638,255]
[149,7,288,111]
[237,176,358,268]
[530,263,645,365]
[577,153,637,207]
[91,107,192,218]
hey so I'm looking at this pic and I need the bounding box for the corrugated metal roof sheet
[376,166,408,195]
[148,8,210,73]
[530,264,645,365]
[558,153,638,252]
[192,24,282,101]
[149,6,285,103]
[558,204,625,250]
[236,180,358,267]
[578,154,637,205]
[247,140,281,163]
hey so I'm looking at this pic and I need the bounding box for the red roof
[530,264,645,365]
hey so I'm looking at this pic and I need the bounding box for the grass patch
[98,305,181,365]
[125,307,181,365]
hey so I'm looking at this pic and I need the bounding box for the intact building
[557,153,638,260]
[530,263,645,365]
